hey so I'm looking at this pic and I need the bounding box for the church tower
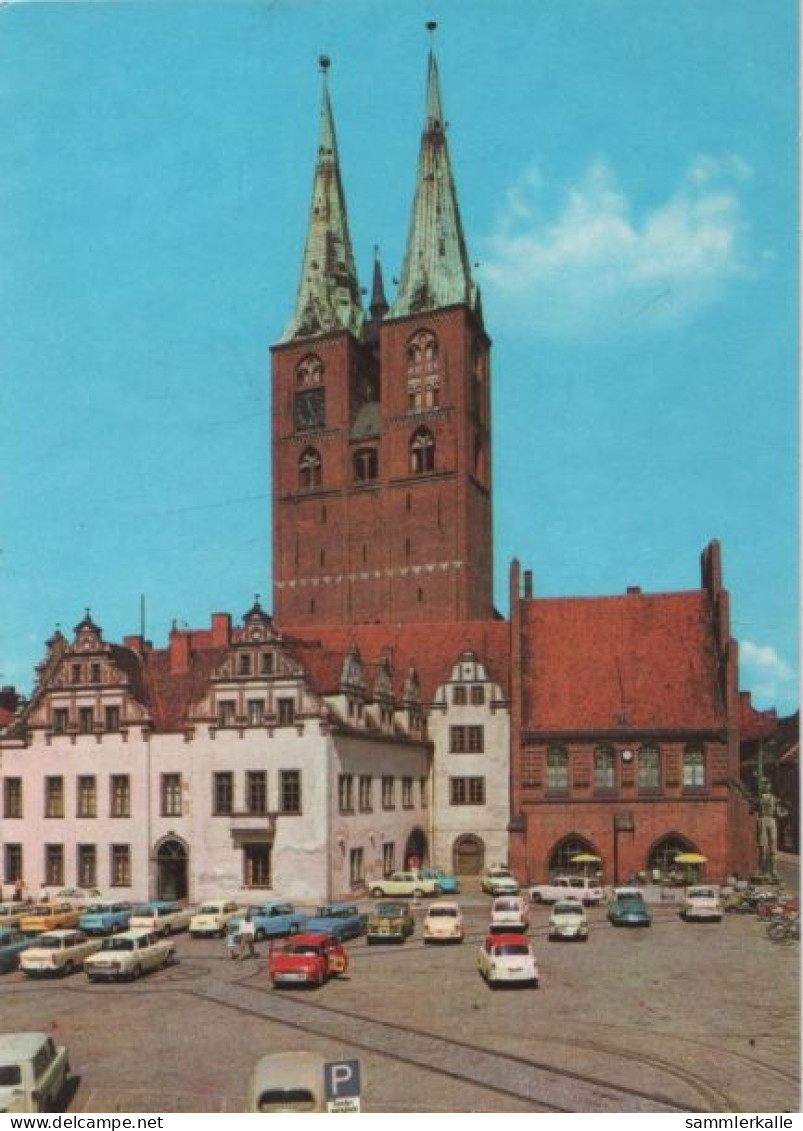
[271,48,494,626]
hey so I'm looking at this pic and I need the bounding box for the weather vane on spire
[426,20,437,39]
[319,54,330,75]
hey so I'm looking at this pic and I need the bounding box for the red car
[267,931,348,988]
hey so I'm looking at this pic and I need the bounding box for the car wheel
[132,963,143,980]
[413,888,425,898]
[531,892,543,904]
[370,887,384,898]
[62,960,75,977]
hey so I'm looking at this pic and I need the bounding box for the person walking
[239,916,257,960]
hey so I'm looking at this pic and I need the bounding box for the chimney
[626,586,641,595]
[211,613,232,647]
[169,630,191,674]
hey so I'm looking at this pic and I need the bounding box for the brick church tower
[271,51,493,626]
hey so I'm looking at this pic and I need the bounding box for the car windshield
[286,944,321,956]
[102,937,136,951]
[0,1066,22,1086]
[689,888,717,899]
[376,904,404,916]
[83,904,110,915]
[198,905,221,914]
[618,894,645,904]
[35,937,66,949]
[494,944,530,956]
[428,907,458,918]
[555,904,584,915]
[495,900,518,911]
[132,906,153,916]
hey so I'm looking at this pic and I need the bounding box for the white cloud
[480,156,751,336]
[740,640,797,707]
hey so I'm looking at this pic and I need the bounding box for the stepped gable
[521,590,726,734]
[281,620,510,703]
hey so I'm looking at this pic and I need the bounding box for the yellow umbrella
[673,853,707,864]
[570,853,601,863]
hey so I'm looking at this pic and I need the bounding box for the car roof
[553,900,586,911]
[427,901,460,911]
[484,932,528,946]
[0,1032,53,1058]
[34,929,81,939]
[614,887,643,896]
[110,928,156,940]
[314,903,355,913]
[288,931,332,944]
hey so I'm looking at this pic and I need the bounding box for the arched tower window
[295,354,324,386]
[298,448,322,490]
[407,330,440,412]
[410,428,435,474]
[353,447,378,483]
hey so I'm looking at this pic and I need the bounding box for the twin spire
[281,44,477,343]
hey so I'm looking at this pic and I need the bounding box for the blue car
[231,902,308,940]
[304,902,368,941]
[607,889,652,928]
[79,901,133,936]
[0,926,35,973]
[420,868,460,894]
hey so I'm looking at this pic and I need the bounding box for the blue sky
[0,0,798,714]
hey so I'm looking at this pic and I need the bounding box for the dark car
[607,889,652,927]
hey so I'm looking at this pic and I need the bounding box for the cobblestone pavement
[0,882,798,1113]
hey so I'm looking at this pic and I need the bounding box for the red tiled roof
[142,646,228,731]
[0,705,15,728]
[521,590,726,733]
[738,691,779,739]
[280,621,511,703]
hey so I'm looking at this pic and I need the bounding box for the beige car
[247,1052,327,1112]
[423,902,464,943]
[189,899,244,938]
[20,929,102,977]
[681,886,723,922]
[129,901,193,936]
[84,929,175,982]
[0,1032,70,1113]
[490,895,529,932]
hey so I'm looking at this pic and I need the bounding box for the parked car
[366,902,415,944]
[548,899,590,941]
[368,871,441,898]
[529,876,604,906]
[0,904,26,930]
[480,867,519,896]
[681,886,723,922]
[55,887,102,905]
[419,867,460,894]
[490,895,529,932]
[129,901,193,936]
[189,899,244,938]
[607,888,652,927]
[232,902,308,940]
[268,931,348,988]
[247,1052,327,1112]
[20,929,102,977]
[84,929,175,982]
[303,903,367,941]
[0,928,36,973]
[423,902,464,944]
[78,901,132,936]
[0,1032,69,1113]
[477,932,538,988]
[19,903,81,934]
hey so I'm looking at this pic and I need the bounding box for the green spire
[390,50,476,319]
[281,60,363,343]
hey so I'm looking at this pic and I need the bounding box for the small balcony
[228,811,277,842]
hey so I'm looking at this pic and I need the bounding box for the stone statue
[756,781,787,879]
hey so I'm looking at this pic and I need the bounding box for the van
[0,1032,69,1112]
[247,1051,326,1112]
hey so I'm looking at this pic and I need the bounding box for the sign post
[324,1058,362,1113]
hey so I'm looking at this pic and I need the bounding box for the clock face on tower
[294,388,325,431]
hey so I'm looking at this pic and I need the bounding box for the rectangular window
[45,844,64,886]
[243,843,271,889]
[104,705,121,732]
[76,775,97,818]
[358,775,373,812]
[349,847,364,887]
[161,773,182,817]
[683,749,706,790]
[420,776,428,809]
[280,770,301,814]
[213,772,234,815]
[381,776,395,809]
[71,663,82,684]
[77,844,97,888]
[45,776,64,818]
[79,707,94,734]
[638,747,661,792]
[594,747,615,791]
[546,748,570,792]
[3,778,22,819]
[110,775,131,818]
[110,844,131,887]
[90,663,101,684]
[277,698,295,726]
[246,771,267,815]
[217,700,236,727]
[338,774,354,813]
[402,777,414,808]
[4,844,22,884]
[452,685,467,706]
[449,776,486,806]
[238,653,252,676]
[260,652,274,675]
[52,708,69,734]
[449,725,484,753]
[247,699,265,726]
[382,842,395,877]
[470,685,486,706]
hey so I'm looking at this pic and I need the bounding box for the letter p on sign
[325,1059,362,1112]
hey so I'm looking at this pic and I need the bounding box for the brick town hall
[0,49,758,902]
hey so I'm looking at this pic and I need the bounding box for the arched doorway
[453,834,485,875]
[647,833,700,882]
[156,837,189,900]
[548,834,602,877]
[404,828,429,870]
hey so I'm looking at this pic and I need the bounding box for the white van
[0,1032,69,1112]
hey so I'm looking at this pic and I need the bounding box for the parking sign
[324,1058,362,1112]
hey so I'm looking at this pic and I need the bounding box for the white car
[129,901,193,936]
[478,932,538,988]
[529,876,604,905]
[423,902,464,943]
[681,886,723,922]
[490,895,529,932]
[20,929,102,977]
[189,899,244,938]
[84,929,175,982]
[480,867,519,896]
[548,899,590,941]
[0,1032,69,1113]
[368,872,441,898]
